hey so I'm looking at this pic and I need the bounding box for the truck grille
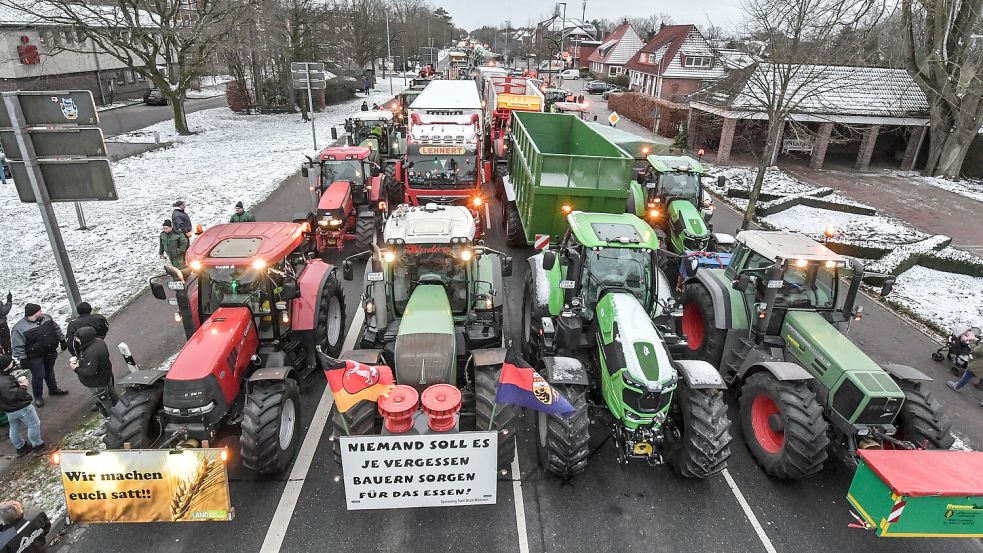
[417,195,467,205]
[854,397,902,425]
[622,386,672,414]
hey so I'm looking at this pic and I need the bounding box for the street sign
[608,111,621,127]
[10,159,116,202]
[0,90,98,127]
[0,128,107,159]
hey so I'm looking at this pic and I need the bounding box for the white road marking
[259,306,365,553]
[721,469,778,553]
[484,202,491,230]
[510,450,530,553]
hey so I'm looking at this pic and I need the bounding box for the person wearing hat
[65,302,109,357]
[10,305,68,408]
[229,201,255,223]
[0,355,45,457]
[159,219,189,271]
[171,200,193,238]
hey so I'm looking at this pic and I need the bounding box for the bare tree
[735,0,885,229]
[0,0,243,135]
[900,0,983,178]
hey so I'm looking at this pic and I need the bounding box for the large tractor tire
[519,273,539,362]
[330,400,381,466]
[739,372,829,479]
[354,211,376,252]
[316,274,346,358]
[537,383,590,479]
[505,202,525,247]
[240,378,302,475]
[475,367,518,471]
[104,385,163,449]
[665,383,732,478]
[894,381,955,449]
[383,170,403,207]
[681,284,727,365]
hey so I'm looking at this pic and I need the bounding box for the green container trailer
[502,111,635,245]
[847,450,983,538]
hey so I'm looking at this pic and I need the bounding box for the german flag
[321,355,395,413]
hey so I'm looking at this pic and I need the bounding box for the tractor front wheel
[354,211,376,252]
[665,383,732,478]
[330,400,381,466]
[739,372,829,479]
[894,381,955,449]
[537,383,590,479]
[475,367,517,471]
[104,385,163,449]
[505,202,525,246]
[383,169,402,207]
[681,284,727,365]
[315,274,346,358]
[240,378,302,475]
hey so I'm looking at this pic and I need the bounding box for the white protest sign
[340,432,498,510]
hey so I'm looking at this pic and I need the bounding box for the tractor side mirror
[879,277,895,297]
[331,127,338,141]
[734,273,750,292]
[502,255,513,277]
[343,260,354,281]
[371,165,381,177]
[542,250,557,271]
[301,165,309,178]
[686,256,700,277]
[280,279,300,300]
[150,280,166,301]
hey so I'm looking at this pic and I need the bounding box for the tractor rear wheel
[665,383,732,478]
[330,400,381,466]
[739,372,829,479]
[240,378,302,475]
[354,211,376,252]
[520,273,538,362]
[475,367,517,471]
[894,381,955,449]
[384,169,402,207]
[316,275,346,358]
[104,385,163,449]
[537,383,590,479]
[681,284,727,365]
[505,202,525,246]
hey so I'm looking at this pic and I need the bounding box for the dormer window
[682,54,712,67]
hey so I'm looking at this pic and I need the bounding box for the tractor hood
[598,292,677,392]
[394,284,456,392]
[668,199,709,243]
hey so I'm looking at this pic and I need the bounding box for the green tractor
[334,203,518,468]
[344,110,405,165]
[634,155,732,255]
[521,211,732,478]
[681,230,954,479]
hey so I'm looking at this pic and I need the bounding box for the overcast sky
[438,0,745,33]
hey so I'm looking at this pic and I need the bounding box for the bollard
[118,342,140,373]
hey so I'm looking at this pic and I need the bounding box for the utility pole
[385,14,394,95]
[558,2,567,54]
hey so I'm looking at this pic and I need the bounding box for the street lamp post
[385,14,394,95]
[558,2,567,55]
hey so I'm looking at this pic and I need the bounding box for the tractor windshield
[390,245,469,314]
[658,172,701,201]
[321,160,363,186]
[776,263,838,309]
[200,267,283,338]
[583,248,651,308]
[406,155,476,187]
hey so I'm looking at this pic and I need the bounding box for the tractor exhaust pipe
[755,264,785,343]
[841,257,864,317]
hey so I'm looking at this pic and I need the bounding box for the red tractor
[105,222,347,475]
[302,145,385,252]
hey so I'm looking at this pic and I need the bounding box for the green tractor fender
[739,360,815,382]
[687,270,746,330]
[880,363,933,383]
[627,180,646,218]
[541,356,589,386]
[526,253,564,316]
[674,359,727,390]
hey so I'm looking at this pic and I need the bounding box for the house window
[116,71,126,85]
[76,30,86,44]
[683,55,712,68]
[126,70,136,84]
[137,70,146,82]
[63,30,73,44]
[608,66,620,76]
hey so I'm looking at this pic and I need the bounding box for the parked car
[143,88,169,106]
[558,69,580,80]
[586,81,614,94]
[602,87,625,100]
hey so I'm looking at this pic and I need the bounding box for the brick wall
[0,69,149,105]
[658,78,703,103]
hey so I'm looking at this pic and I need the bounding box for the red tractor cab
[303,145,384,252]
[111,222,347,475]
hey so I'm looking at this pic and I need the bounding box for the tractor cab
[345,110,404,162]
[638,155,718,254]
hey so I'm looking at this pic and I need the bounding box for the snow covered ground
[0,78,406,325]
[916,174,983,204]
[891,265,983,332]
[765,205,926,247]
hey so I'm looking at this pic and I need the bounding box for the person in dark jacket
[0,355,44,457]
[10,305,68,407]
[159,220,189,271]
[0,292,11,355]
[171,200,193,237]
[360,100,369,111]
[69,327,118,425]
[0,500,50,553]
[229,201,255,223]
[65,302,109,357]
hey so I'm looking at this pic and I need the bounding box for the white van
[558,69,580,80]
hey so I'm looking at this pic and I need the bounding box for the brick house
[587,23,644,77]
[0,5,155,105]
[625,24,726,103]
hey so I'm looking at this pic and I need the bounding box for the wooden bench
[782,138,814,155]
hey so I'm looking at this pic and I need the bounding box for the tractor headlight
[460,249,473,262]
[189,259,203,272]
[382,250,396,263]
[319,219,330,228]
[329,219,343,227]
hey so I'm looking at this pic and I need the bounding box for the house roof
[587,23,642,66]
[691,63,929,120]
[625,24,695,74]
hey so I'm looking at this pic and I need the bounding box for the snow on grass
[765,205,926,247]
[884,170,983,204]
[891,265,983,332]
[0,78,407,325]
[706,165,815,197]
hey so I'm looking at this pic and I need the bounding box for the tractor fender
[881,363,933,383]
[526,255,549,311]
[471,348,507,368]
[258,347,287,369]
[542,356,589,386]
[674,360,727,390]
[292,260,337,331]
[502,175,516,202]
[367,175,383,203]
[688,269,734,330]
[118,370,168,389]
[627,180,645,218]
[741,361,814,382]
[339,349,385,364]
[248,367,293,386]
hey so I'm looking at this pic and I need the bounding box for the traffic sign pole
[2,92,82,317]
[306,65,316,150]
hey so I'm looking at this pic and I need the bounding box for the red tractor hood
[167,306,258,390]
[318,180,354,212]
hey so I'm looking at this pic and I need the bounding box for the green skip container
[847,449,983,537]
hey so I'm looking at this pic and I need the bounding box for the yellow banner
[497,94,542,112]
[59,449,232,523]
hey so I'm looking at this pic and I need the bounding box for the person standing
[229,201,255,223]
[69,328,118,436]
[10,305,68,408]
[360,100,369,111]
[0,292,11,355]
[0,500,50,552]
[0,356,44,457]
[0,150,7,185]
[948,331,983,392]
[159,220,189,271]
[171,200,193,238]
[65,302,109,357]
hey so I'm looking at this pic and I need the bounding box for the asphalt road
[98,96,228,137]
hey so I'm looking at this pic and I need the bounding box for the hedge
[606,92,687,138]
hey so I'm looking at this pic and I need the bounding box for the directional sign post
[292,62,326,150]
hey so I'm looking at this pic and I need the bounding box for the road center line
[721,469,778,553]
[510,450,530,553]
[259,305,365,553]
